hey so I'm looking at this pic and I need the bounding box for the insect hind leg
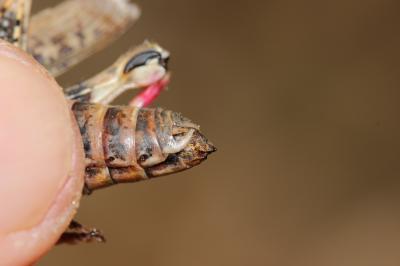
[64,41,170,106]
[57,220,106,245]
[129,74,170,108]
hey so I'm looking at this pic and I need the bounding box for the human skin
[0,42,84,265]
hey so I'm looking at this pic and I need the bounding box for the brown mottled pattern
[72,102,148,194]
[102,105,147,183]
[72,102,113,192]
[71,101,215,194]
[0,0,31,49]
[0,9,17,43]
[28,0,140,76]
[135,108,166,167]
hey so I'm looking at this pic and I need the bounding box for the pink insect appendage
[129,75,171,108]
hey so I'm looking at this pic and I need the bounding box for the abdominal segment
[72,102,147,194]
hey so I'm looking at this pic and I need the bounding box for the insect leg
[129,74,170,108]
[57,220,105,245]
[28,0,140,77]
[0,0,31,49]
[64,41,170,105]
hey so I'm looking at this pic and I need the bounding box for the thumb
[0,42,85,265]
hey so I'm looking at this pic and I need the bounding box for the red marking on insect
[129,74,170,108]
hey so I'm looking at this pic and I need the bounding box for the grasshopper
[0,0,215,244]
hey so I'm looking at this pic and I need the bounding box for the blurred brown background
[38,0,400,265]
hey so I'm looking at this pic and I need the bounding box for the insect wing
[28,0,140,76]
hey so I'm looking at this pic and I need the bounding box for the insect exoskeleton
[72,102,216,194]
[0,0,216,244]
[64,41,170,104]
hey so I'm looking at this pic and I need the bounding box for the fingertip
[0,42,85,265]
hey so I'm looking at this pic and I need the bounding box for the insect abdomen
[72,102,215,195]
[72,102,147,194]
